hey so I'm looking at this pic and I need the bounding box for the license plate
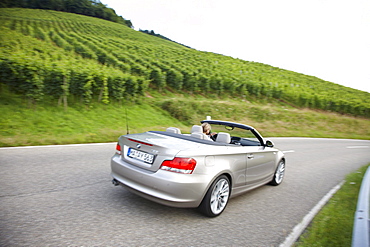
[127,148,154,164]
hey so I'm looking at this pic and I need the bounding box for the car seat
[166,127,181,134]
[191,125,206,139]
[216,132,231,143]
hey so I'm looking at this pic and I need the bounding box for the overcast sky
[103,0,370,93]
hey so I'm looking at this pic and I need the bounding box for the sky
[102,0,370,93]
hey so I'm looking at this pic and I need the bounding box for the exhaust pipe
[112,179,120,186]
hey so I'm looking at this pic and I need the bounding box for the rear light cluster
[160,157,197,174]
[115,143,122,155]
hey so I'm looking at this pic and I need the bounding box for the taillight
[160,157,197,174]
[115,143,121,155]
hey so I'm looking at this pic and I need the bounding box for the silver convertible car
[111,120,285,217]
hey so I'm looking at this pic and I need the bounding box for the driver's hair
[201,123,211,135]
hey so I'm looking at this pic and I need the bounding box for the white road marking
[0,142,116,150]
[346,146,370,149]
[282,150,295,153]
[279,181,345,247]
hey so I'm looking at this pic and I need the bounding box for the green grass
[157,95,370,140]
[0,102,187,147]
[1,88,369,147]
[295,164,370,247]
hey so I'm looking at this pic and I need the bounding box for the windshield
[207,123,262,146]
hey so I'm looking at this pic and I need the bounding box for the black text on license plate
[127,148,154,164]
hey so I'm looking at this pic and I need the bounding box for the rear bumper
[111,155,211,208]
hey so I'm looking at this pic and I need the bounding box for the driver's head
[202,123,211,135]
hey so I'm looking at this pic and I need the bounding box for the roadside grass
[153,94,370,139]
[0,90,370,147]
[0,97,186,147]
[295,164,370,247]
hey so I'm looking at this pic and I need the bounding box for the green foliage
[156,96,370,139]
[0,8,369,117]
[0,0,132,28]
[166,68,184,90]
[295,165,370,247]
[1,88,369,147]
[0,93,187,147]
[149,67,166,89]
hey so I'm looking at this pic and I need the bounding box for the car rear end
[110,131,215,208]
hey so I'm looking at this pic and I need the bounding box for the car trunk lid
[117,131,199,172]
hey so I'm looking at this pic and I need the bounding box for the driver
[202,123,216,141]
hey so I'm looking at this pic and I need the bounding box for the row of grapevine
[0,8,369,117]
[0,27,148,107]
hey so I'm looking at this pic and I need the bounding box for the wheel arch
[211,171,233,191]
[198,172,232,217]
[222,172,233,189]
[274,151,285,169]
[199,171,233,204]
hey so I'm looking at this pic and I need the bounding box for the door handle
[247,154,254,159]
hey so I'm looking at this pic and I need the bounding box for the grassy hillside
[0,8,369,117]
[1,86,369,147]
[0,8,369,147]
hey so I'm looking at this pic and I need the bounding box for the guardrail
[352,166,370,247]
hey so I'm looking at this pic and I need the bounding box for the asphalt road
[0,138,369,246]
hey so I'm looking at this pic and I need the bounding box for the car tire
[270,159,285,186]
[199,175,230,217]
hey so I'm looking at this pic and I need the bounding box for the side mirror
[265,140,274,148]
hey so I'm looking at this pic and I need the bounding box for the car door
[237,129,276,187]
[245,146,276,187]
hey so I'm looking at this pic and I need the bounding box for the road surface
[0,138,369,246]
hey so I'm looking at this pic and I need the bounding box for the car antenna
[125,107,129,135]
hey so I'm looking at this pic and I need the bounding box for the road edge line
[0,142,116,150]
[279,180,345,247]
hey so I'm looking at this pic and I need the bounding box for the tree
[0,0,133,28]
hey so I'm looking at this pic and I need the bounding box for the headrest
[166,127,181,134]
[216,132,231,144]
[191,125,203,133]
[191,132,205,139]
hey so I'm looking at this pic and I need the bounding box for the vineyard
[0,8,369,117]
